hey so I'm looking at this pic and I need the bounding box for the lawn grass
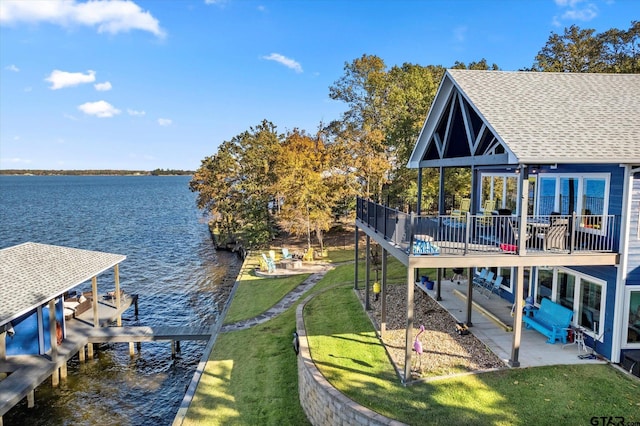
[184,247,640,426]
[223,271,309,325]
[305,281,640,425]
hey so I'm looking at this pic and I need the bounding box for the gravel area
[357,284,506,379]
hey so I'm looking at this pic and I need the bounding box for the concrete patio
[419,277,606,368]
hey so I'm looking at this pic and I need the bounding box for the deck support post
[60,362,67,379]
[381,249,387,336]
[436,268,442,301]
[466,267,474,326]
[171,340,176,359]
[365,236,371,310]
[51,368,59,387]
[354,227,359,290]
[404,266,415,383]
[0,330,6,361]
[79,345,85,362]
[509,266,524,367]
[27,390,34,408]
[91,276,99,328]
[129,342,135,356]
[176,340,181,353]
[48,299,58,361]
[87,343,94,360]
[115,264,122,327]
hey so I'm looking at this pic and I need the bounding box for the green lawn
[184,249,640,426]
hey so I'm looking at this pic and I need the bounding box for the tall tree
[190,120,282,248]
[531,22,639,73]
[275,130,333,253]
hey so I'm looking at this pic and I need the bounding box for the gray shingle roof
[0,242,125,326]
[447,69,640,164]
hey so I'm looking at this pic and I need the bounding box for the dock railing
[356,197,618,256]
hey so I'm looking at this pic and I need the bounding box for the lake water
[0,175,241,425]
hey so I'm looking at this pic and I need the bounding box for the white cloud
[262,53,303,73]
[158,118,172,126]
[127,108,146,116]
[78,100,121,118]
[0,0,165,38]
[554,0,598,23]
[5,64,19,72]
[46,69,95,90]
[94,81,112,91]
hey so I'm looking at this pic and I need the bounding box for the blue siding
[5,299,64,356]
[569,265,618,360]
[627,173,640,285]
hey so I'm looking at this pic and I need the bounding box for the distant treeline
[0,169,193,176]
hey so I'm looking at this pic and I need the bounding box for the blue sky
[1,0,637,171]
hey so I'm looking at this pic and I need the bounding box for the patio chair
[282,248,292,259]
[538,217,569,250]
[302,248,314,262]
[269,250,277,262]
[482,275,503,298]
[473,269,492,291]
[451,198,470,222]
[261,253,276,273]
[477,199,496,226]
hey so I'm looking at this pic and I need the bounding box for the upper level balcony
[355,197,620,268]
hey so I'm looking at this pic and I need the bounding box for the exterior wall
[627,173,640,285]
[570,265,619,360]
[5,299,63,356]
[295,296,405,426]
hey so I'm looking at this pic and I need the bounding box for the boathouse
[355,70,640,382]
[0,242,126,420]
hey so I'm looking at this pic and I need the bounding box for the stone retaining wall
[295,294,406,426]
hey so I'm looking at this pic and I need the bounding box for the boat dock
[1,300,213,421]
[0,242,214,425]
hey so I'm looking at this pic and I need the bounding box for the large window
[534,267,605,338]
[480,173,519,213]
[536,268,554,304]
[578,278,602,333]
[556,271,575,310]
[535,174,609,219]
[626,289,640,345]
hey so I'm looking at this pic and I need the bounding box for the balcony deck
[356,198,619,269]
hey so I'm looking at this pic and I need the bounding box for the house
[354,69,640,382]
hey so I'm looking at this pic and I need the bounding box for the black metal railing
[356,197,619,256]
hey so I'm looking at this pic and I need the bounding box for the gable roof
[408,69,640,168]
[0,242,125,327]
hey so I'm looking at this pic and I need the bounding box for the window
[480,173,519,213]
[578,278,602,333]
[534,267,605,338]
[556,271,575,310]
[535,174,609,218]
[626,290,640,345]
[536,268,554,304]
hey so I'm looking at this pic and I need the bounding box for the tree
[530,22,639,73]
[274,130,333,254]
[190,120,282,249]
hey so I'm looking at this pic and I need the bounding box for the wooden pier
[0,297,213,422]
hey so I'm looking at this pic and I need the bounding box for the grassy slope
[183,251,640,426]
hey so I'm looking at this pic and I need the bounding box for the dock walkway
[1,297,211,419]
